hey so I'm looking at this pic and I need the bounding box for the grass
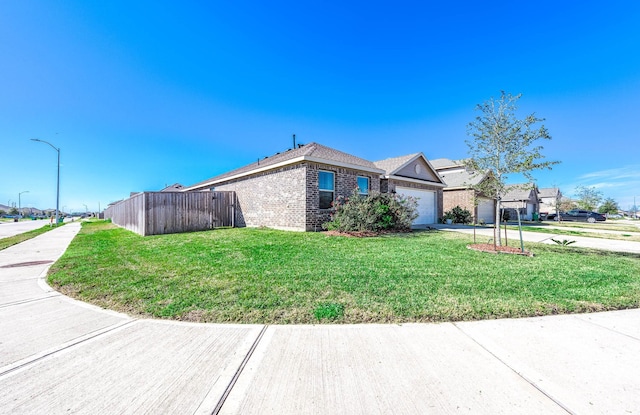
[47,220,640,324]
[0,223,63,251]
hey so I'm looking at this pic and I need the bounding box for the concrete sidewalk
[434,223,640,254]
[1,223,639,414]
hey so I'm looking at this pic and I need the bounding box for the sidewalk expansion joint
[211,324,269,415]
[0,319,137,379]
[453,323,576,415]
[575,314,640,342]
[0,293,61,309]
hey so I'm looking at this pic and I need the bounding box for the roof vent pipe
[292,134,296,149]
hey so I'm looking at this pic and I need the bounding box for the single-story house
[538,187,562,216]
[501,184,539,220]
[431,158,496,224]
[182,142,445,231]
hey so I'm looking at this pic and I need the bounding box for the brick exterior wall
[443,189,475,220]
[305,162,381,231]
[211,161,382,231]
[387,179,443,221]
[213,163,308,231]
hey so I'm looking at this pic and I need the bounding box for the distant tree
[558,197,577,212]
[598,198,619,214]
[9,207,18,215]
[575,186,603,211]
[0,209,5,216]
[465,91,558,246]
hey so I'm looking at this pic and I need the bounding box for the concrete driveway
[434,223,640,254]
[1,223,639,414]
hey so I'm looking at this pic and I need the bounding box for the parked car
[546,210,606,223]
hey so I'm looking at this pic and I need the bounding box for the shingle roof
[502,184,537,201]
[538,187,560,198]
[160,183,184,192]
[184,142,382,190]
[430,158,460,169]
[430,158,489,189]
[373,153,421,174]
[438,170,485,188]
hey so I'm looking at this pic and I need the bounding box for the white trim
[387,175,447,187]
[319,170,335,209]
[182,155,385,191]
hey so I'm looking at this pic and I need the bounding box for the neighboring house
[374,153,445,226]
[538,187,562,216]
[501,184,539,220]
[431,158,496,224]
[160,183,184,192]
[182,142,445,231]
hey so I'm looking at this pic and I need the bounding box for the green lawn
[48,221,640,324]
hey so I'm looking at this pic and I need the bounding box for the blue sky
[1,1,639,213]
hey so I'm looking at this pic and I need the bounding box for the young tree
[598,197,619,214]
[465,92,558,246]
[575,186,602,211]
[558,197,577,212]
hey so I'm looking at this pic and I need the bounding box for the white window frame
[319,170,335,209]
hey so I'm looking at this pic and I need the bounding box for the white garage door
[477,198,495,224]
[396,187,436,226]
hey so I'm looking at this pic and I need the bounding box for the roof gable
[373,153,445,185]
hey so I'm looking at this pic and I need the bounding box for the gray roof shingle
[373,153,421,174]
[538,187,560,198]
[430,158,460,169]
[502,184,537,201]
[184,142,382,190]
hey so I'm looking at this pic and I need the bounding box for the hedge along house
[182,142,445,231]
[431,158,496,224]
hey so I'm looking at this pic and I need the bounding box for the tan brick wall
[305,162,381,231]
[443,189,474,214]
[212,162,383,231]
[214,163,308,231]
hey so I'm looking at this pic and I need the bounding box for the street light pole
[31,138,60,226]
[18,191,29,217]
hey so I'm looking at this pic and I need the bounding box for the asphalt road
[0,220,49,238]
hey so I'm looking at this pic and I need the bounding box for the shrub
[323,189,418,233]
[442,205,472,224]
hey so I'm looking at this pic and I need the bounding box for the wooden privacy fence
[104,191,236,236]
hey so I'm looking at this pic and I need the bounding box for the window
[319,171,335,209]
[357,176,369,195]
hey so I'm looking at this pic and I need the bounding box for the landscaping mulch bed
[468,243,533,257]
